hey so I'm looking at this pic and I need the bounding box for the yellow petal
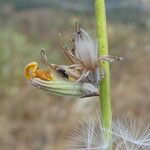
[24,62,38,80]
[34,69,54,81]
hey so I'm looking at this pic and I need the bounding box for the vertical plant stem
[95,0,112,147]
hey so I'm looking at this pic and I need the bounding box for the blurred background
[0,0,150,149]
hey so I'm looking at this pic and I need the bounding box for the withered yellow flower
[24,62,56,81]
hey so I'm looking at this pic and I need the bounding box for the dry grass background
[0,5,150,150]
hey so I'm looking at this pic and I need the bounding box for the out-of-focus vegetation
[0,0,150,149]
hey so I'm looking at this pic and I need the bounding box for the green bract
[31,78,99,98]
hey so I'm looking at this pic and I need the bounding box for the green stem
[95,0,112,147]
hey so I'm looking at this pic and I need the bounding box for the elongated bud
[31,78,99,98]
[24,62,99,98]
